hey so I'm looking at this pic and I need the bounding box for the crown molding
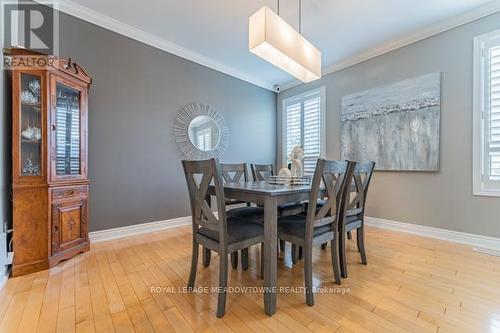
[35,0,500,93]
[278,0,500,92]
[34,0,275,91]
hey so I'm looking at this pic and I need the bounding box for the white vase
[291,159,303,177]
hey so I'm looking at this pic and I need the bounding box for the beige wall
[278,12,500,238]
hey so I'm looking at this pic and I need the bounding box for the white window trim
[281,87,326,169]
[473,29,500,197]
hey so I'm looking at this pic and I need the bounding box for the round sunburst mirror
[174,103,229,160]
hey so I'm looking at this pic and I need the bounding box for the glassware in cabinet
[20,73,42,176]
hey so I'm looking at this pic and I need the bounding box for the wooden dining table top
[218,181,314,195]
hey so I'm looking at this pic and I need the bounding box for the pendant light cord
[299,0,302,34]
[277,0,302,34]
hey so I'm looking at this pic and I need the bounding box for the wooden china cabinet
[5,48,92,277]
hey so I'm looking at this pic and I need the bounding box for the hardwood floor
[1,225,500,332]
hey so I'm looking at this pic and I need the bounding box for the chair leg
[216,253,229,318]
[260,242,264,279]
[279,239,285,252]
[203,247,211,267]
[298,246,303,260]
[304,244,314,306]
[188,241,199,289]
[357,227,367,265]
[347,231,352,240]
[230,252,238,269]
[291,244,299,265]
[321,243,327,250]
[330,236,341,284]
[241,248,249,271]
[339,232,348,279]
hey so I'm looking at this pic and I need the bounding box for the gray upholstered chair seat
[303,199,326,213]
[278,215,332,239]
[278,202,305,215]
[345,215,362,230]
[198,217,264,244]
[227,206,264,219]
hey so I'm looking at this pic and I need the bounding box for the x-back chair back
[220,163,250,208]
[251,164,273,181]
[182,159,227,243]
[220,163,248,183]
[305,159,355,235]
[346,162,376,217]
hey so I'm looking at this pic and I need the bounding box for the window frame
[281,87,326,173]
[473,29,500,197]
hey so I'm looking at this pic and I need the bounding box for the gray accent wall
[54,12,276,231]
[278,12,500,238]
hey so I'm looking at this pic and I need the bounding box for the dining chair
[251,163,273,181]
[251,163,306,256]
[182,159,265,318]
[277,159,355,306]
[339,161,375,278]
[221,163,264,269]
[251,164,306,217]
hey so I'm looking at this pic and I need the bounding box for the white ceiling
[62,0,498,90]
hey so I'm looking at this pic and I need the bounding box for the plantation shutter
[303,95,321,175]
[285,102,302,163]
[486,42,500,185]
[283,88,324,176]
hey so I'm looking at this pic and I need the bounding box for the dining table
[207,180,323,316]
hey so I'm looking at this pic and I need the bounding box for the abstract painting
[341,73,441,171]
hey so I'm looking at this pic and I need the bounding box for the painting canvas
[341,73,441,171]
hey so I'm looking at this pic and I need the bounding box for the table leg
[263,196,277,316]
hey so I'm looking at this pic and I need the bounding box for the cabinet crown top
[3,47,92,85]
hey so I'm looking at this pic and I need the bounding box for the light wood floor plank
[17,272,48,333]
[0,291,29,332]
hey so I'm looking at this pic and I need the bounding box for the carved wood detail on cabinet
[6,47,93,276]
[50,187,88,255]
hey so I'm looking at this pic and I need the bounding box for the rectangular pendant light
[249,6,321,83]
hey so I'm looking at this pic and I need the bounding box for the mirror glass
[188,116,220,151]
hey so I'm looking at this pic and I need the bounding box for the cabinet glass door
[55,83,81,176]
[20,73,42,177]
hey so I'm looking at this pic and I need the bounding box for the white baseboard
[89,216,191,243]
[88,214,500,252]
[366,216,500,251]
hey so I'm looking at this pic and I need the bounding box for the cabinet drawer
[51,186,87,201]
